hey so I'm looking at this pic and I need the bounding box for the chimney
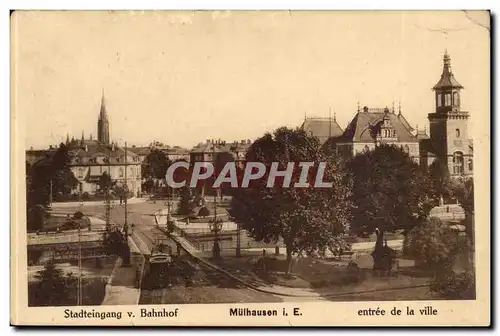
[206,139,210,144]
[241,140,245,144]
[247,139,251,144]
[363,106,369,113]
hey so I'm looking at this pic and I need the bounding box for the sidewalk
[101,236,144,305]
[52,197,148,208]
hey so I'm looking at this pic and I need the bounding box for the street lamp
[209,217,223,259]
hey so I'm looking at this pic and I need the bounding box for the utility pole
[49,180,53,205]
[77,220,82,305]
[105,156,111,232]
[124,142,128,229]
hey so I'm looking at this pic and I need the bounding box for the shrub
[198,206,210,218]
[403,218,467,270]
[430,267,475,299]
[73,211,84,220]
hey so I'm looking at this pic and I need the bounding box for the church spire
[98,89,110,144]
[99,89,108,120]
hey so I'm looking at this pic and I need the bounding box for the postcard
[10,10,491,326]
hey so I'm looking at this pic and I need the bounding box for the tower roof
[99,89,108,120]
[433,50,463,90]
[301,116,344,144]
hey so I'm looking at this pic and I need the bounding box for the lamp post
[209,216,223,260]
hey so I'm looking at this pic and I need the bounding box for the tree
[99,171,113,192]
[426,159,455,205]
[212,151,236,197]
[347,144,431,237]
[51,143,78,196]
[229,127,353,274]
[26,158,53,231]
[32,262,77,306]
[177,186,195,216]
[450,177,474,243]
[142,149,172,180]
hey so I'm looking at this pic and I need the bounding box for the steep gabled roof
[339,107,418,143]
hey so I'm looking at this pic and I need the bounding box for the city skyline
[13,11,489,149]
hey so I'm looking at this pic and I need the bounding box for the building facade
[333,105,420,162]
[26,93,142,198]
[303,51,474,178]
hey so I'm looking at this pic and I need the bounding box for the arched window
[455,129,460,138]
[453,152,464,175]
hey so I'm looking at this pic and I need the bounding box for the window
[364,145,369,152]
[405,145,410,153]
[453,92,460,106]
[468,159,473,171]
[78,168,84,178]
[455,128,460,138]
[444,93,452,106]
[119,167,124,177]
[453,152,464,175]
[437,94,442,107]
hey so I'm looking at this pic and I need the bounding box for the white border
[4,1,497,334]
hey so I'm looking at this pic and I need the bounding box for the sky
[12,10,490,149]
